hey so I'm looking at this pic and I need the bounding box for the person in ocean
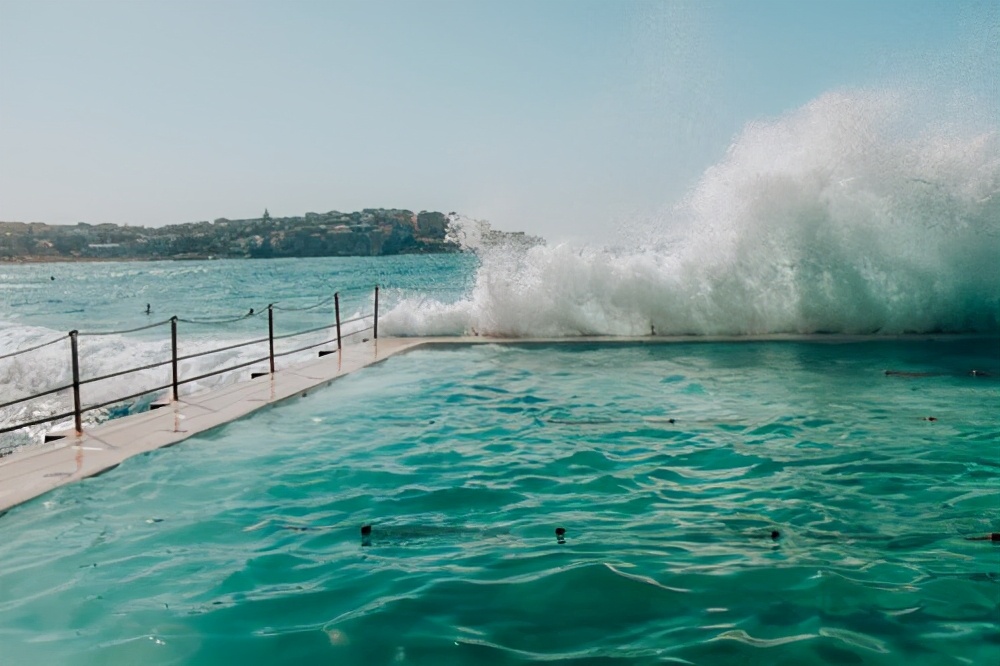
[145,304,151,315]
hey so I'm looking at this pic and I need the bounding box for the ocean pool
[1,339,998,665]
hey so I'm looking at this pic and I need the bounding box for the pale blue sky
[1,0,996,241]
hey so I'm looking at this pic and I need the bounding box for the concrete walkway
[0,337,445,512]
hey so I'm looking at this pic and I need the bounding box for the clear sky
[0,0,996,241]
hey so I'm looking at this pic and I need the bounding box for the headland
[0,208,459,262]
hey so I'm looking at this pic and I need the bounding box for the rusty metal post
[373,285,379,339]
[334,292,342,350]
[69,330,82,434]
[171,317,179,401]
[268,304,275,374]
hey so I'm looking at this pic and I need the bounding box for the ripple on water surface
[0,340,998,665]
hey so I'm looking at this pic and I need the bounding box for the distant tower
[262,208,271,222]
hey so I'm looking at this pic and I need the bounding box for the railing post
[373,285,379,339]
[334,292,342,350]
[268,304,275,374]
[171,317,179,401]
[69,330,82,435]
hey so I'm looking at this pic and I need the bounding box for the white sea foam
[383,90,1000,337]
[0,316,369,451]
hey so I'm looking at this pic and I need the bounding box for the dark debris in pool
[965,532,1000,542]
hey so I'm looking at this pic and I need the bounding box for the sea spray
[382,90,1000,337]
[0,316,371,452]
[0,255,399,450]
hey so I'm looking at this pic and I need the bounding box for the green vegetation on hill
[0,209,458,262]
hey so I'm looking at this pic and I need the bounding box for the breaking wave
[383,90,1000,337]
[0,315,370,453]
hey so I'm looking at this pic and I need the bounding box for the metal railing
[0,286,381,442]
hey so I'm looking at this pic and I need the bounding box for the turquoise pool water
[1,339,998,665]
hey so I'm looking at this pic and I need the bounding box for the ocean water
[1,90,999,664]
[0,254,476,449]
[0,340,998,665]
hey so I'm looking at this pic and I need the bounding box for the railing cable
[177,355,272,387]
[0,411,76,436]
[79,358,175,387]
[271,322,337,341]
[272,295,335,312]
[0,383,75,411]
[344,325,374,338]
[272,336,339,359]
[82,382,174,414]
[0,334,66,361]
[77,318,173,337]
[174,336,270,363]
